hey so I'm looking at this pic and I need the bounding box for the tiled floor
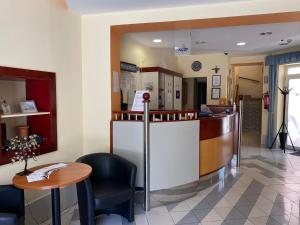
[43,132,300,225]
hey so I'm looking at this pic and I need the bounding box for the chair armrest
[118,157,137,188]
[76,179,95,225]
[0,213,18,225]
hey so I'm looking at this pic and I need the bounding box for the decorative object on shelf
[212,66,220,74]
[6,134,42,176]
[0,99,11,115]
[191,61,202,72]
[219,97,227,105]
[212,88,221,99]
[212,75,221,87]
[19,100,38,113]
[17,125,30,138]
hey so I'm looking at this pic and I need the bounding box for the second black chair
[0,185,25,225]
[76,153,137,225]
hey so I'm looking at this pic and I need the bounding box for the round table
[13,162,92,225]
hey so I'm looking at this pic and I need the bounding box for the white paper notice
[113,71,119,93]
[26,163,68,183]
[131,90,149,112]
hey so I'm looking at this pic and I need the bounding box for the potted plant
[5,134,42,175]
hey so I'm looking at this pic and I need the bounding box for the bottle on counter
[233,102,237,113]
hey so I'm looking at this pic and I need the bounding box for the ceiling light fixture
[260,31,272,36]
[236,42,246,46]
[153,39,162,43]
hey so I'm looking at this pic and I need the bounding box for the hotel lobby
[1,1,300,225]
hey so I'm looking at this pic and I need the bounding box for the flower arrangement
[5,134,42,175]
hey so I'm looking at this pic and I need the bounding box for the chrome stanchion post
[143,93,150,211]
[237,98,243,167]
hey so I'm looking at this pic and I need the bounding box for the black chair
[76,153,137,225]
[0,185,25,225]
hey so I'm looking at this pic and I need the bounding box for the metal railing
[112,110,199,122]
[236,98,243,167]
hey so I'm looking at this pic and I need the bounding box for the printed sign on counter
[131,90,149,112]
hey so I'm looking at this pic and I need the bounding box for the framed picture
[20,100,38,113]
[212,75,221,87]
[211,88,221,99]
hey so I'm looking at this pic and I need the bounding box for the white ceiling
[124,22,300,56]
[67,0,249,14]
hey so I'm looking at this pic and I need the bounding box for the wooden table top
[13,162,92,190]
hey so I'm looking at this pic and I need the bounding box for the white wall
[177,53,229,105]
[81,0,300,155]
[121,35,177,71]
[0,0,82,202]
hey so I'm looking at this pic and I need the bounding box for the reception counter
[199,113,238,176]
[111,109,239,190]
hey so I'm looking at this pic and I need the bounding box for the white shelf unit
[1,112,50,119]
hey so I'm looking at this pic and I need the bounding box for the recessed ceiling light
[153,39,162,43]
[236,42,246,46]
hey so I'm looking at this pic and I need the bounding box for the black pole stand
[269,87,296,153]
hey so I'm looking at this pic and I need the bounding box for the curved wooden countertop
[199,113,238,176]
[200,113,236,140]
[13,162,92,190]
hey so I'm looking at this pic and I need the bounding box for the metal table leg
[51,188,61,225]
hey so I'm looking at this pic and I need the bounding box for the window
[287,66,300,75]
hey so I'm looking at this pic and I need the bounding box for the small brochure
[26,163,68,183]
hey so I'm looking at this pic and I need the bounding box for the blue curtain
[267,65,279,147]
[265,51,300,147]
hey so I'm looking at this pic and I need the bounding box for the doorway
[182,77,207,110]
[287,65,300,149]
[232,63,264,146]
[196,78,207,109]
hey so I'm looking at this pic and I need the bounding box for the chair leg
[125,198,135,222]
[117,198,135,222]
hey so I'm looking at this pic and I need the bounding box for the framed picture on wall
[19,100,38,113]
[211,88,221,99]
[212,75,221,87]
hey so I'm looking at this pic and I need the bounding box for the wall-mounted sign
[113,71,119,93]
[212,75,221,87]
[211,88,221,99]
[175,47,191,55]
[120,61,139,72]
[176,90,180,99]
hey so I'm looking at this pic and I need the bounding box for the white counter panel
[113,120,200,191]
[113,122,144,187]
[150,121,199,191]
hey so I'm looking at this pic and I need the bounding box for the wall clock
[191,61,202,72]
